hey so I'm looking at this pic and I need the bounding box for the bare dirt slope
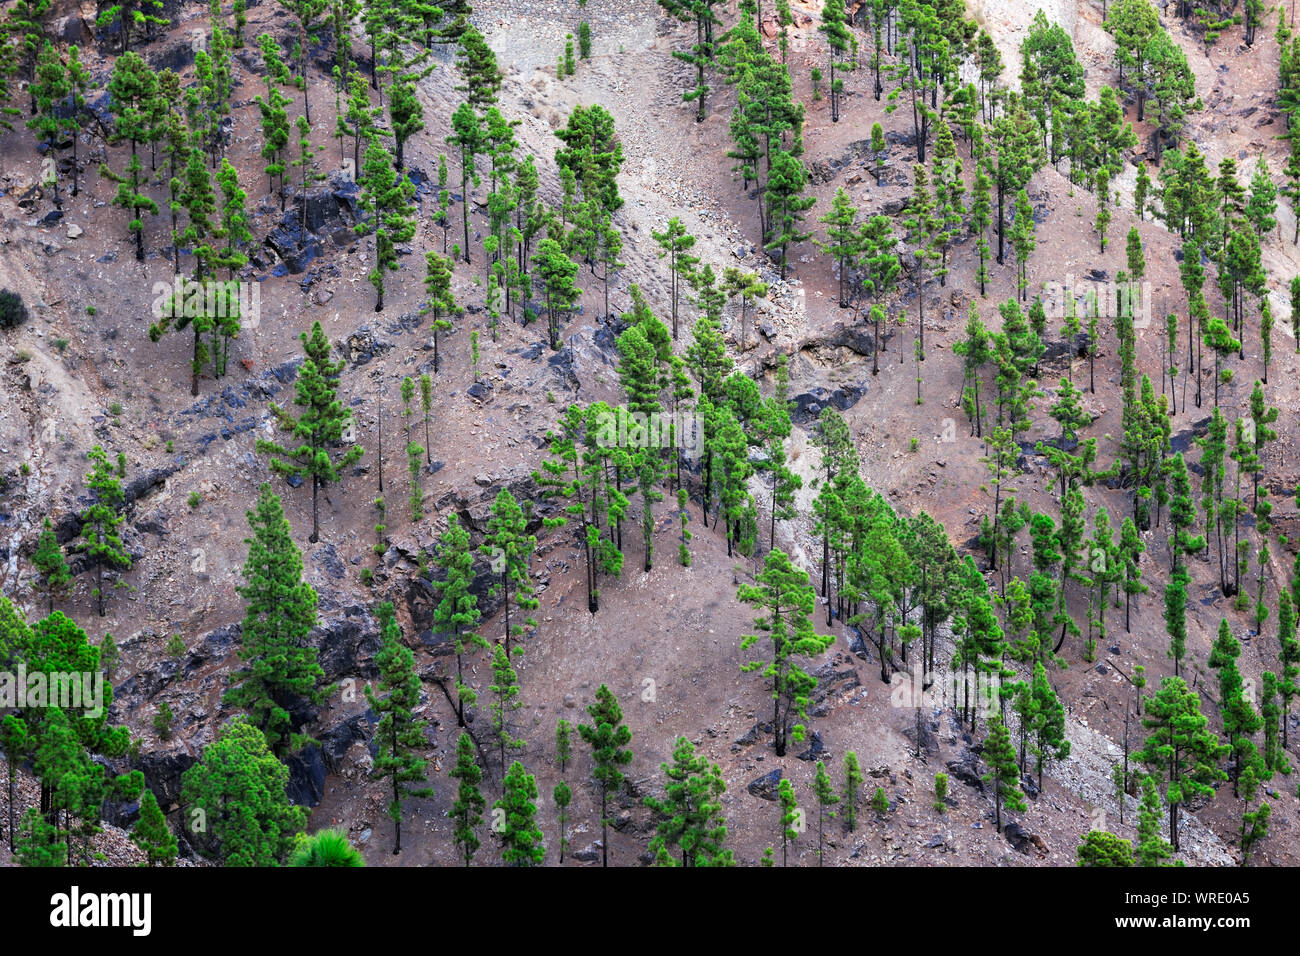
[3,0,1300,866]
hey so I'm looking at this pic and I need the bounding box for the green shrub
[871,786,889,816]
[0,290,29,329]
[153,701,174,740]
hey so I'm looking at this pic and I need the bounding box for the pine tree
[1202,317,1240,408]
[615,334,666,572]
[809,759,839,865]
[287,828,366,866]
[100,51,159,262]
[1030,661,1070,789]
[254,56,292,206]
[818,0,850,123]
[931,121,966,289]
[431,514,486,726]
[553,779,572,863]
[661,0,722,122]
[651,217,699,339]
[534,238,581,351]
[256,321,364,543]
[14,807,64,867]
[721,267,767,352]
[1010,188,1036,300]
[180,716,307,865]
[131,789,178,866]
[292,115,325,234]
[482,488,538,657]
[555,717,573,775]
[78,446,131,618]
[388,78,423,172]
[26,40,68,208]
[578,683,633,867]
[1077,829,1135,866]
[1237,744,1271,864]
[146,145,221,393]
[739,549,833,756]
[223,484,325,756]
[99,633,120,680]
[1136,773,1174,865]
[365,601,432,855]
[982,716,1026,832]
[212,158,251,374]
[448,731,485,866]
[31,517,71,614]
[422,251,459,374]
[815,186,860,309]
[496,760,545,866]
[776,776,799,866]
[1,715,29,853]
[454,25,503,113]
[356,134,416,311]
[1134,676,1228,852]
[488,644,523,771]
[447,102,483,263]
[343,70,378,173]
[904,163,941,356]
[764,149,815,279]
[1279,591,1299,750]
[644,735,735,866]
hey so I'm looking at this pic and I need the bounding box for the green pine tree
[578,683,633,867]
[180,716,308,866]
[431,513,487,727]
[131,788,178,866]
[644,735,735,867]
[256,321,364,543]
[365,601,433,855]
[448,731,485,866]
[739,549,834,756]
[356,133,417,311]
[78,445,131,618]
[223,484,325,756]
[495,760,544,866]
[482,488,538,657]
[809,759,839,865]
[31,517,71,614]
[982,716,1027,832]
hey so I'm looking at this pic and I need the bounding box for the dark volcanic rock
[945,753,985,793]
[795,730,826,761]
[747,768,784,801]
[313,542,347,580]
[286,745,327,807]
[264,174,360,274]
[135,750,197,808]
[313,603,383,681]
[319,712,373,772]
[790,384,869,424]
[1004,822,1048,857]
[183,622,241,677]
